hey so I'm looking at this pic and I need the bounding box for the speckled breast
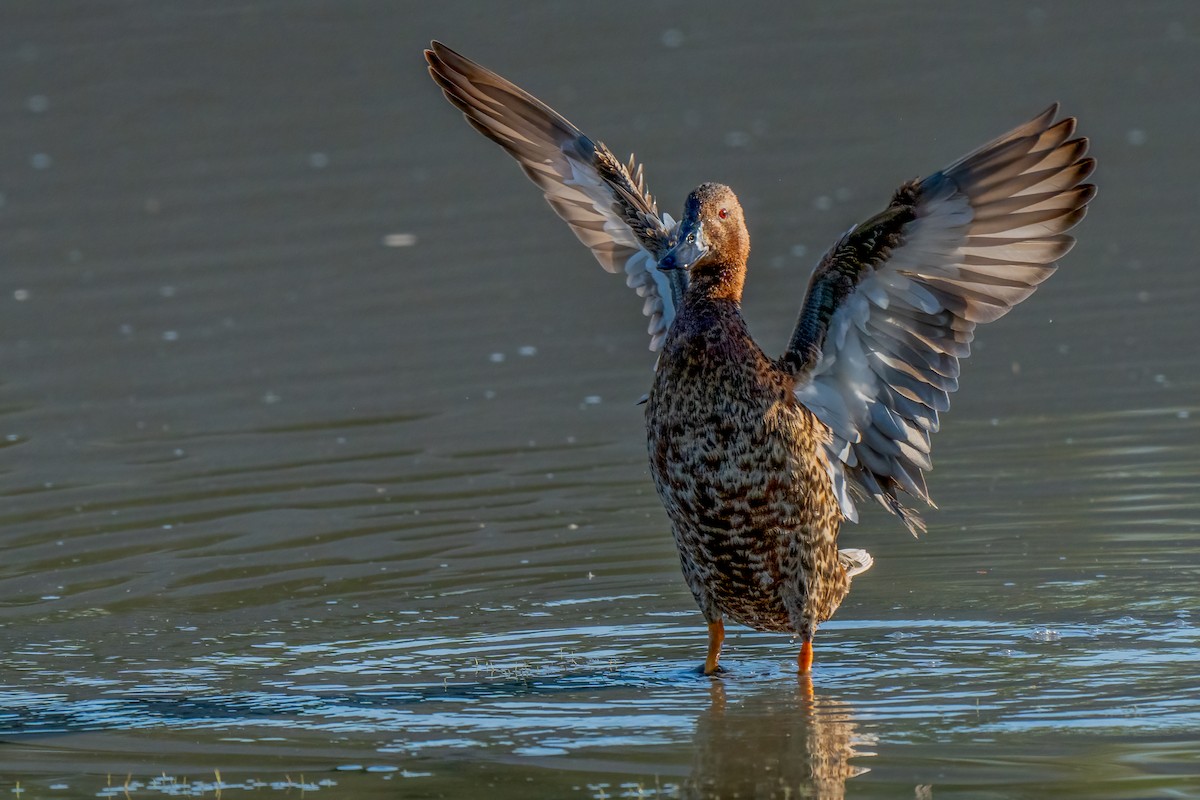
[645,311,848,635]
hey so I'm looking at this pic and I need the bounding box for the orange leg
[703,619,725,675]
[797,638,813,674]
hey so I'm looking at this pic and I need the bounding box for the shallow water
[3,1,1200,797]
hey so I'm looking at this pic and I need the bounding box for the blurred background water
[2,2,1199,797]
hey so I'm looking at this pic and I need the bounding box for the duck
[424,41,1094,675]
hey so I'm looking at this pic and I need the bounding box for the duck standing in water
[425,42,1094,675]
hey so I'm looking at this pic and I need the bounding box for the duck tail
[838,548,874,579]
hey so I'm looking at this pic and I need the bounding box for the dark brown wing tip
[424,40,445,65]
[1047,116,1077,141]
[1020,103,1061,136]
[424,43,445,77]
[425,41,483,82]
[425,41,470,76]
[1076,155,1098,183]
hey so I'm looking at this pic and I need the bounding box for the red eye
[718,208,728,219]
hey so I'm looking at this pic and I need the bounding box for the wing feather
[426,42,686,352]
[787,105,1094,533]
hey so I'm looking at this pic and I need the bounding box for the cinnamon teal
[425,42,1094,675]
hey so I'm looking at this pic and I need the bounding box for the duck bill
[658,221,708,271]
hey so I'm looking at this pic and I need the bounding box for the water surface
[2,2,1199,797]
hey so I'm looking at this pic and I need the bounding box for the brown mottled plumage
[424,42,1095,675]
[647,184,848,645]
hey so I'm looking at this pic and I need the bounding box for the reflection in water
[684,678,872,800]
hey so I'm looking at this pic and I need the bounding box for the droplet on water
[724,131,750,148]
[661,28,684,48]
[1031,627,1061,642]
[383,233,418,247]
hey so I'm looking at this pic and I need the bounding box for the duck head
[658,183,749,300]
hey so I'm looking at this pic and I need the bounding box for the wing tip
[425,40,452,70]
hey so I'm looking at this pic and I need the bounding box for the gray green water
[2,2,1199,798]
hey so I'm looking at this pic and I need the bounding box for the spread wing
[786,105,1095,534]
[425,41,686,352]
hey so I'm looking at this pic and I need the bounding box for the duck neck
[687,260,745,305]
